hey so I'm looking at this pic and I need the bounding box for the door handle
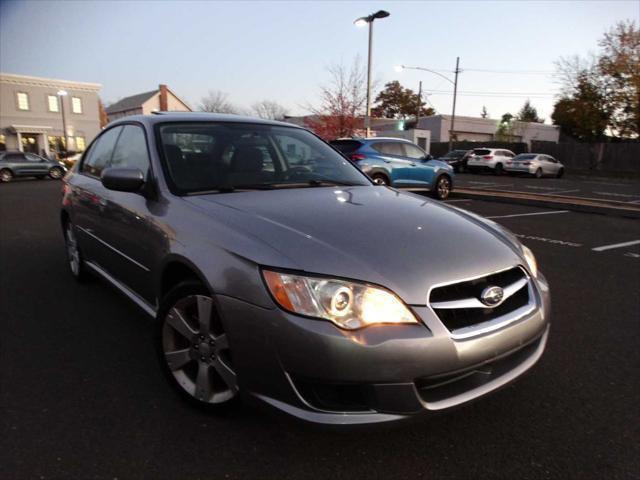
[410,163,417,167]
[383,159,391,163]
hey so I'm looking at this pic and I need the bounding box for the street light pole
[354,10,390,138]
[449,57,460,152]
[365,20,373,137]
[57,90,68,154]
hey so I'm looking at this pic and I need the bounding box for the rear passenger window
[374,142,404,156]
[109,125,150,175]
[82,126,123,177]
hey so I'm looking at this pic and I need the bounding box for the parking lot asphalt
[454,172,640,204]
[2,180,639,480]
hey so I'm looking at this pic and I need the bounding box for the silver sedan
[505,153,565,178]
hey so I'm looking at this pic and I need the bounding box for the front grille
[429,266,534,337]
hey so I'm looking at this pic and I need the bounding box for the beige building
[0,72,102,155]
[417,114,560,146]
[105,84,191,122]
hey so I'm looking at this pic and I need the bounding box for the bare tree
[199,90,239,114]
[305,57,367,140]
[251,100,288,120]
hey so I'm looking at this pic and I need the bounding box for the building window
[72,97,83,114]
[75,137,86,151]
[17,92,29,110]
[48,95,59,112]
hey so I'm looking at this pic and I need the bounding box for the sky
[1,0,638,123]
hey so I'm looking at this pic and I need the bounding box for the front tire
[432,175,452,200]
[0,169,13,183]
[494,163,503,175]
[157,281,240,411]
[49,166,64,180]
[534,168,543,179]
[556,168,564,178]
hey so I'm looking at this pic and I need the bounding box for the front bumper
[216,272,551,425]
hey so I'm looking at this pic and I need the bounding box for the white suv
[466,148,515,175]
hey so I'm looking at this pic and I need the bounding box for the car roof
[107,112,305,129]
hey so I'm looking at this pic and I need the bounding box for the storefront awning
[9,125,53,134]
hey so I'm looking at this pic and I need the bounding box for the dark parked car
[437,149,472,173]
[330,138,454,199]
[61,113,549,425]
[0,151,67,182]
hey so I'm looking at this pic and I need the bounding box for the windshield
[513,154,537,160]
[157,123,372,194]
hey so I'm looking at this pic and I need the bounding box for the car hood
[184,186,523,305]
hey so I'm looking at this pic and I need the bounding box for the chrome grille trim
[427,266,537,340]
[431,277,528,310]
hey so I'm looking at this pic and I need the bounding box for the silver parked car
[505,153,565,178]
[0,151,67,182]
[61,113,550,425]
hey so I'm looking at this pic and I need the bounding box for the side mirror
[101,167,145,193]
[423,154,433,161]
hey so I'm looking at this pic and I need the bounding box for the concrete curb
[452,188,640,219]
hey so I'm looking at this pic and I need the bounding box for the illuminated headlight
[522,245,538,277]
[262,270,418,330]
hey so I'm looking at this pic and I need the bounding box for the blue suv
[330,138,454,199]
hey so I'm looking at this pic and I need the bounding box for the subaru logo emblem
[480,286,504,307]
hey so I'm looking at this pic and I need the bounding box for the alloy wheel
[65,223,81,276]
[372,175,388,185]
[0,169,13,182]
[436,176,451,199]
[49,167,63,179]
[162,295,238,404]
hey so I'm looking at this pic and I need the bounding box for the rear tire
[534,168,543,179]
[432,175,452,200]
[556,168,564,178]
[371,173,390,186]
[0,169,13,183]
[63,220,90,282]
[157,281,240,412]
[494,163,503,175]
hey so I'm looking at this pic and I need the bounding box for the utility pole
[449,56,460,152]
[416,80,422,127]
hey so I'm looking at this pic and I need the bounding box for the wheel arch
[158,255,214,302]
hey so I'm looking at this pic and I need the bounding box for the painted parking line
[525,185,559,191]
[515,234,582,247]
[547,189,581,195]
[592,240,640,252]
[485,210,569,219]
[593,191,640,199]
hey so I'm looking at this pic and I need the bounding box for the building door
[21,134,39,153]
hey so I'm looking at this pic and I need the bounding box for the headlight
[522,245,538,277]
[262,270,418,330]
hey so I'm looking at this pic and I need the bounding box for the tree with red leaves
[305,58,367,141]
